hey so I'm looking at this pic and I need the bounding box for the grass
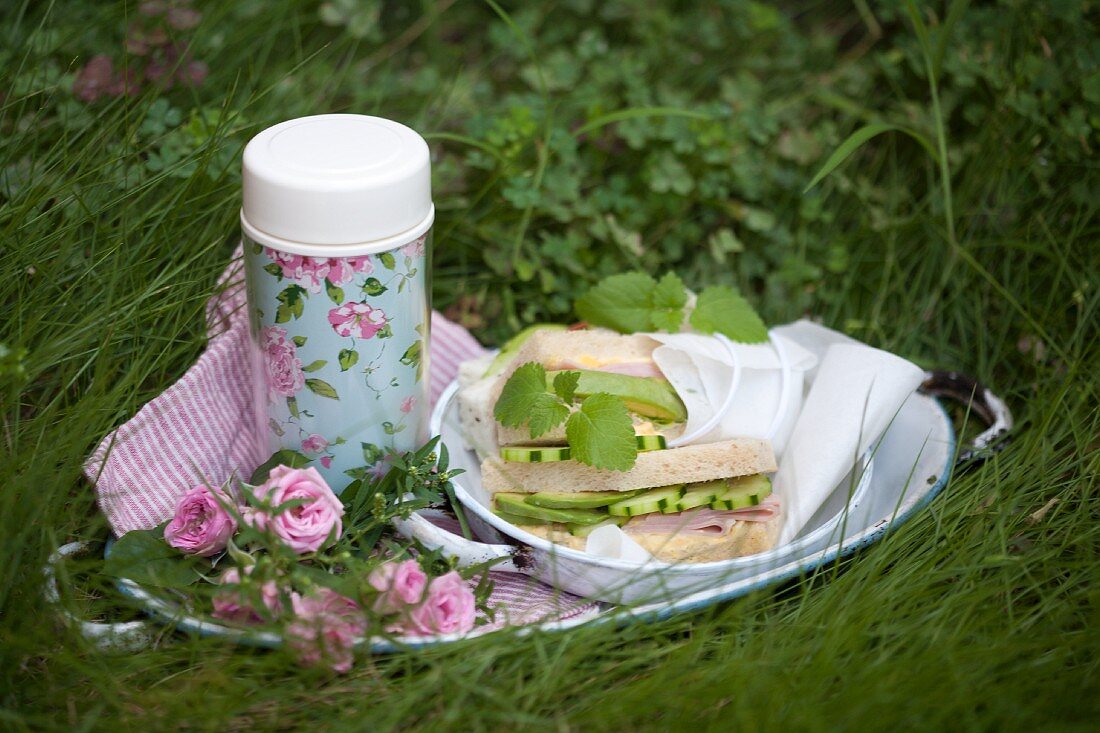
[2,1,1098,730]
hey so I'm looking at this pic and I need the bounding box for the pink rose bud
[163,484,238,557]
[211,566,285,625]
[368,559,427,614]
[252,465,343,554]
[287,588,365,673]
[405,571,476,636]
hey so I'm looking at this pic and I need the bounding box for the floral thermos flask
[241,115,432,488]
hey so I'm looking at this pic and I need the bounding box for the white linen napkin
[584,523,654,563]
[648,332,817,455]
[771,334,925,543]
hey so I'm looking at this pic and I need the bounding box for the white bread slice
[480,438,776,495]
[518,328,661,368]
[520,515,779,563]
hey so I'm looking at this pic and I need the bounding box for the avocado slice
[494,493,608,525]
[567,516,629,537]
[491,509,553,526]
[483,324,567,378]
[525,489,646,509]
[546,369,687,422]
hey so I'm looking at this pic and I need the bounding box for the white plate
[393,381,953,605]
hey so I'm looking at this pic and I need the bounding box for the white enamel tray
[54,373,1010,652]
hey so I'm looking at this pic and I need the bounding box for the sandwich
[457,326,782,564]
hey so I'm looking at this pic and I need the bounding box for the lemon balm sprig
[494,363,637,472]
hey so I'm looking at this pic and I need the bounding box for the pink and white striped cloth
[84,252,596,628]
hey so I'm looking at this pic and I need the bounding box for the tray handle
[44,541,158,653]
[919,370,1013,470]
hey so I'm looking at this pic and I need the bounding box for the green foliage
[574,270,766,340]
[103,527,205,588]
[689,285,769,343]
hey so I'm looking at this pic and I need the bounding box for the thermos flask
[240,114,432,488]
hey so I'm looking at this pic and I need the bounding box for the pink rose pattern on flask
[248,234,428,471]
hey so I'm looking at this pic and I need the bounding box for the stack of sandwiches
[457,327,781,563]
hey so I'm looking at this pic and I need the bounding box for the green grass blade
[572,107,712,138]
[935,0,972,82]
[804,123,940,192]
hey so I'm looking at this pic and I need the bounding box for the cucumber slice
[526,489,645,509]
[708,474,773,510]
[491,510,552,526]
[635,434,667,451]
[500,445,572,462]
[567,516,629,537]
[494,493,608,525]
[663,484,723,513]
[606,485,685,517]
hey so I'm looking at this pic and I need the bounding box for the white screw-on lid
[241,114,433,255]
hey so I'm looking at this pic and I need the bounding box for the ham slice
[627,495,780,535]
[556,359,666,379]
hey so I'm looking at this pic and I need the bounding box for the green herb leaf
[689,285,769,343]
[379,252,396,270]
[301,359,327,373]
[104,529,204,588]
[553,370,580,404]
[494,362,570,439]
[565,393,637,471]
[291,335,308,347]
[305,378,340,400]
[574,272,657,333]
[650,271,687,331]
[250,448,311,483]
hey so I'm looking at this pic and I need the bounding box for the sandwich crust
[481,437,776,495]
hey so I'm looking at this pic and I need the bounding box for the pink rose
[211,566,285,624]
[251,465,343,554]
[400,396,416,414]
[287,588,366,673]
[369,559,427,614]
[301,433,329,454]
[327,302,388,339]
[163,484,238,557]
[260,326,304,400]
[405,571,476,636]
